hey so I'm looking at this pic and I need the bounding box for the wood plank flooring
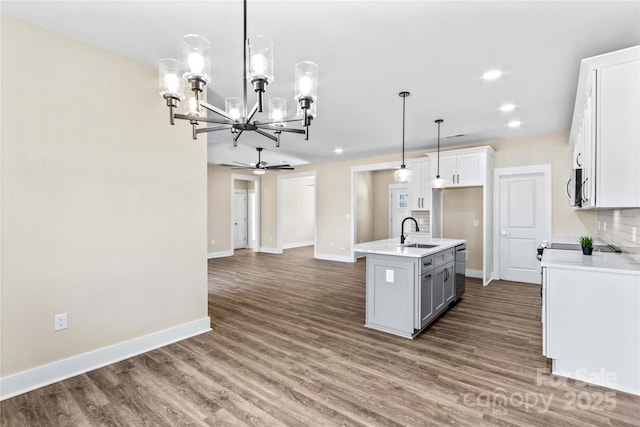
[2,246,639,426]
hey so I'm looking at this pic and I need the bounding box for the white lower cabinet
[365,247,457,339]
[542,264,640,395]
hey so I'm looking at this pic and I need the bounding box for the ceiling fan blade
[267,166,295,170]
[232,161,254,167]
[229,166,253,170]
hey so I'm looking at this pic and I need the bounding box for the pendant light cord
[436,119,442,178]
[401,95,406,167]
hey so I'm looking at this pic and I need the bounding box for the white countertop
[351,237,466,258]
[541,249,640,275]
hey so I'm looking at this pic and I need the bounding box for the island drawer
[434,248,455,266]
[420,255,434,272]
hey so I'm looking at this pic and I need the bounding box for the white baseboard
[466,268,483,279]
[0,317,211,401]
[315,253,355,263]
[259,247,283,254]
[282,241,314,250]
[207,250,233,259]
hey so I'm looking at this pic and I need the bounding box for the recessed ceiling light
[334,148,343,154]
[499,103,515,112]
[483,69,502,80]
[507,120,522,128]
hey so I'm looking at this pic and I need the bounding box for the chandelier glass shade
[394,91,413,183]
[158,0,317,147]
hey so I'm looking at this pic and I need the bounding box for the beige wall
[373,169,397,240]
[356,171,374,243]
[443,187,484,270]
[282,176,315,246]
[1,16,208,376]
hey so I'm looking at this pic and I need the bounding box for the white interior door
[498,172,548,283]
[389,185,410,238]
[233,190,248,249]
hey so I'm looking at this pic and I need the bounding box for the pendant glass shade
[186,95,203,116]
[159,59,185,99]
[432,176,446,188]
[225,97,243,120]
[294,61,319,101]
[394,166,413,183]
[247,35,273,83]
[268,98,287,127]
[182,34,211,83]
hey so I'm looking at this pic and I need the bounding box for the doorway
[494,165,551,284]
[389,184,409,238]
[231,174,260,252]
[277,171,317,255]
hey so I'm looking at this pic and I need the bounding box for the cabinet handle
[426,274,432,279]
[444,268,448,281]
[576,152,582,167]
[566,177,572,200]
[582,177,589,202]
[457,174,460,184]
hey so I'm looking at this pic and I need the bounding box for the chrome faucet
[400,217,420,244]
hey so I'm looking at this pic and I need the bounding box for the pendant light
[394,91,413,183]
[432,119,446,188]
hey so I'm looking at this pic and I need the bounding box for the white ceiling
[3,1,639,167]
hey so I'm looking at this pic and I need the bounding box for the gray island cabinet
[352,238,465,339]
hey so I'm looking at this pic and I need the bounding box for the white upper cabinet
[569,45,640,209]
[429,148,491,188]
[406,158,431,211]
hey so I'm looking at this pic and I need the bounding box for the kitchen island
[352,237,466,338]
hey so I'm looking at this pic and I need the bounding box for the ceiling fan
[225,147,295,175]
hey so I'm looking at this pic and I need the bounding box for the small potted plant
[580,236,593,255]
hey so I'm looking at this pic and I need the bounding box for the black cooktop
[548,242,621,252]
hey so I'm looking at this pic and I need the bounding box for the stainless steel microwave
[567,168,582,207]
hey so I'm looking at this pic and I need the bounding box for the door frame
[493,164,552,281]
[233,189,248,249]
[231,174,261,253]
[388,183,409,238]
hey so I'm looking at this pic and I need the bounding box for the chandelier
[158,0,318,147]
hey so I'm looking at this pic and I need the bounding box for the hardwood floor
[2,246,639,426]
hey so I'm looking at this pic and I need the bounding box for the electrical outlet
[211,239,215,245]
[603,222,607,232]
[54,313,68,331]
[473,219,480,227]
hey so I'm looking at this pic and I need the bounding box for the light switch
[385,269,394,283]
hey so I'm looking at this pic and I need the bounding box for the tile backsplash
[598,208,640,263]
[409,210,431,233]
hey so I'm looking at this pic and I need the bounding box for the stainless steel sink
[400,243,439,249]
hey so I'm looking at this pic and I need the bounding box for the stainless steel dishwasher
[454,244,466,301]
